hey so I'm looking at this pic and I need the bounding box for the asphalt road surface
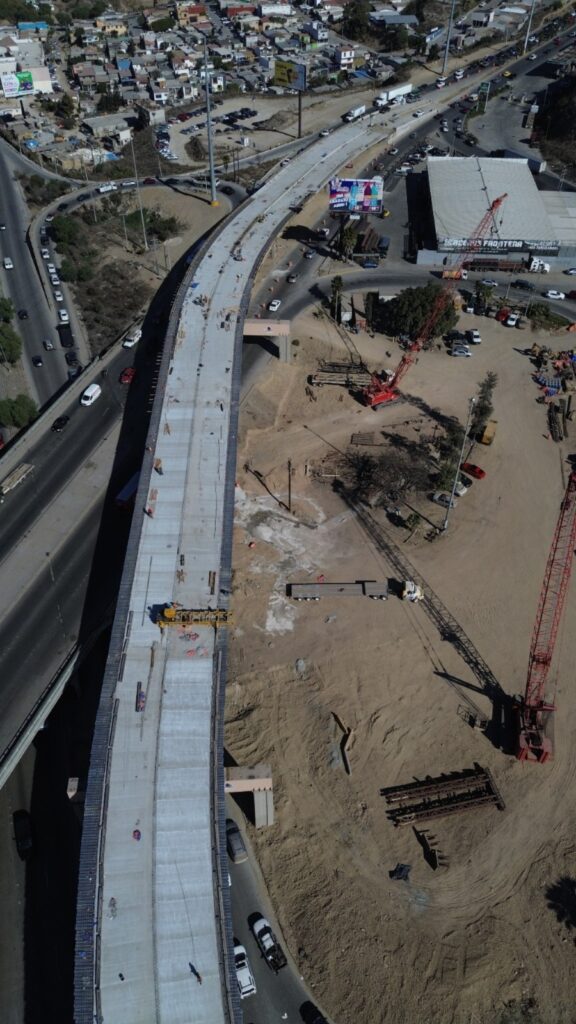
[0,148,66,405]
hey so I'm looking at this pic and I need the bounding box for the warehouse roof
[427,156,557,245]
[540,191,576,246]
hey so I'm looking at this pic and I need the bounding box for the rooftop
[427,156,557,245]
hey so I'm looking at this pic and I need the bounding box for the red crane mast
[517,471,576,763]
[362,193,508,408]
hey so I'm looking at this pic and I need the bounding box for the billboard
[274,60,307,91]
[1,71,34,98]
[328,177,384,214]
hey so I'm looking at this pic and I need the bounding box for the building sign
[329,177,384,214]
[1,71,34,98]
[274,60,307,91]
[438,235,559,255]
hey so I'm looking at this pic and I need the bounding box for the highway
[0,147,65,404]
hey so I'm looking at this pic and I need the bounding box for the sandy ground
[226,307,576,1024]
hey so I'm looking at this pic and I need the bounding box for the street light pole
[442,0,458,77]
[442,396,476,532]
[130,135,148,252]
[522,0,538,55]
[203,35,219,207]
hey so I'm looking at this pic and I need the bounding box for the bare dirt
[226,308,576,1024]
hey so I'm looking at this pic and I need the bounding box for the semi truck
[463,256,550,273]
[442,269,468,280]
[374,84,412,108]
[251,916,287,972]
[0,463,34,498]
[343,104,366,122]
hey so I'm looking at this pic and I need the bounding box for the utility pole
[442,396,476,532]
[442,0,458,77]
[522,0,538,55]
[287,460,292,513]
[130,135,148,251]
[203,35,219,207]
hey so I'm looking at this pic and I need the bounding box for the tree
[428,43,440,62]
[97,92,122,113]
[341,226,356,258]
[0,298,14,322]
[0,323,22,363]
[471,371,498,438]
[0,393,36,426]
[379,283,458,340]
[342,0,370,40]
[51,215,83,247]
[330,275,343,321]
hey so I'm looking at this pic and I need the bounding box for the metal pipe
[442,396,476,532]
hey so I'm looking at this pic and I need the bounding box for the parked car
[3,256,13,269]
[226,818,248,863]
[461,462,486,479]
[32,355,43,367]
[12,810,33,860]
[451,345,471,357]
[544,289,565,300]
[287,274,299,284]
[41,247,50,259]
[58,308,69,323]
[481,278,498,287]
[564,268,576,275]
[43,339,54,351]
[506,311,520,327]
[432,491,458,509]
[454,477,471,497]
[268,298,282,312]
[54,289,63,302]
[466,329,481,344]
[234,945,256,999]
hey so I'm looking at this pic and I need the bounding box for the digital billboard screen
[328,177,384,214]
[1,71,34,98]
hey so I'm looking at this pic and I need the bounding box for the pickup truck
[234,944,257,998]
[251,914,287,972]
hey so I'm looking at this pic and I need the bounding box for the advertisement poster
[328,177,384,214]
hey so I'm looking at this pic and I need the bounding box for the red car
[120,367,136,385]
[461,463,486,480]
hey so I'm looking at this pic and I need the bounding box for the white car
[506,311,520,327]
[389,147,399,155]
[234,945,256,999]
[544,290,565,300]
[50,274,60,286]
[320,128,331,136]
[47,262,56,274]
[268,299,282,312]
[54,289,63,301]
[3,256,13,269]
[565,268,576,275]
[41,248,50,259]
[466,329,482,344]
[58,308,69,323]
[528,53,538,60]
[432,491,458,509]
[454,478,470,497]
[123,326,142,348]
[413,109,424,118]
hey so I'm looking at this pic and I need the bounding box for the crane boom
[362,193,508,408]
[517,471,576,763]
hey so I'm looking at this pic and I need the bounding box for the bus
[115,471,140,510]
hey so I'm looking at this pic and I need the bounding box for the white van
[80,383,102,406]
[123,326,142,349]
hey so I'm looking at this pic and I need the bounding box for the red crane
[516,471,576,763]
[362,193,508,408]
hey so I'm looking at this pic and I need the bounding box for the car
[234,945,256,999]
[320,128,331,136]
[0,223,5,230]
[511,279,535,291]
[389,147,399,155]
[280,157,291,166]
[466,329,481,344]
[43,339,54,351]
[58,308,69,323]
[226,818,248,863]
[441,125,450,132]
[47,262,56,274]
[544,289,565,300]
[287,273,299,283]
[300,1001,328,1024]
[565,268,576,275]
[65,351,79,366]
[220,184,235,195]
[462,462,486,479]
[506,311,520,327]
[382,208,391,217]
[78,192,90,200]
[12,810,33,860]
[451,345,471,357]
[52,415,70,435]
[3,256,13,269]
[143,177,157,185]
[304,250,315,259]
[120,366,136,384]
[57,202,68,212]
[50,274,60,286]
[268,298,281,312]
[412,109,424,118]
[54,289,63,301]
[432,491,458,509]
[41,247,50,259]
[32,355,43,367]
[454,478,470,497]
[528,53,538,60]
[481,278,498,288]
[363,260,379,269]
[446,330,466,344]
[123,327,142,348]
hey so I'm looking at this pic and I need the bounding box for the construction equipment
[516,471,576,763]
[401,580,424,602]
[308,362,391,390]
[156,605,231,628]
[362,193,508,408]
[380,763,505,826]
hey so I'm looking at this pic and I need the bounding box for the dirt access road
[226,308,576,1024]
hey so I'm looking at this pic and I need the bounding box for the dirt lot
[226,310,576,1024]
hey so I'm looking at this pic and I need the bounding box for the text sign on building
[329,177,384,214]
[1,71,34,97]
[439,236,559,255]
[274,60,307,91]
